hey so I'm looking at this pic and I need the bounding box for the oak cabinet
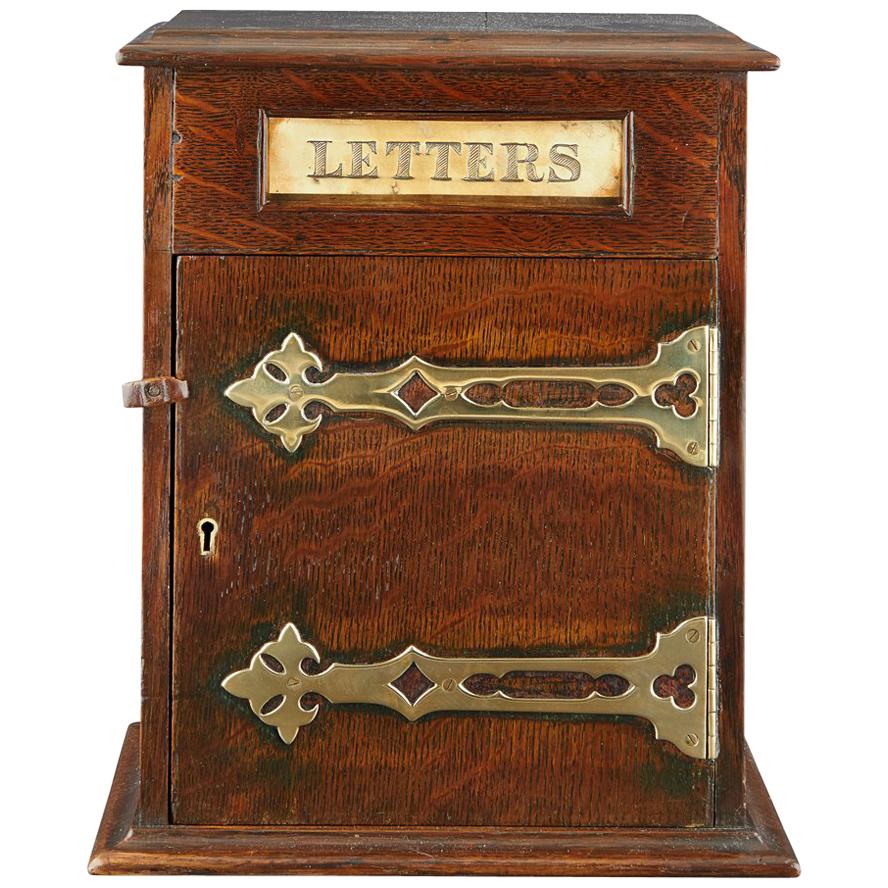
[90,11,796,876]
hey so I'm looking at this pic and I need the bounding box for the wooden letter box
[90,11,798,876]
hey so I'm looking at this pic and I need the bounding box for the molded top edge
[118,11,780,71]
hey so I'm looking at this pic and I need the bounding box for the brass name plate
[266,117,625,201]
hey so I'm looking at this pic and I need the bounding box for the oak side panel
[139,66,174,826]
[171,69,718,257]
[714,73,747,825]
[172,255,715,827]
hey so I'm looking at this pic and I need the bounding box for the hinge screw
[685,732,700,747]
[286,677,301,688]
[145,383,162,398]
[686,441,700,455]
[443,386,460,401]
[443,678,456,691]
[687,338,701,352]
[288,384,304,400]
[686,628,700,643]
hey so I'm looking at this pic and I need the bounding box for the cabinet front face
[171,254,716,827]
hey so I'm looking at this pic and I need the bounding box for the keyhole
[198,518,218,556]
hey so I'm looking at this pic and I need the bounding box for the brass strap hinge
[223,615,719,759]
[707,618,719,759]
[225,325,719,467]
[708,328,720,467]
[122,376,189,408]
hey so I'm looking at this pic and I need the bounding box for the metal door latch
[122,376,189,408]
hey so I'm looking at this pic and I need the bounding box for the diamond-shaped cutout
[396,372,439,415]
[389,662,436,705]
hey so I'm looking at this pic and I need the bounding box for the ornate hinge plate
[225,326,718,467]
[222,616,718,759]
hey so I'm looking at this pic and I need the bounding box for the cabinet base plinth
[89,723,798,876]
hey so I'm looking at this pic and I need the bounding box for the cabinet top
[118,11,779,71]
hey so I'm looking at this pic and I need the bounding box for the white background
[2,1,885,884]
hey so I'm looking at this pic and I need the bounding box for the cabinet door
[171,255,716,827]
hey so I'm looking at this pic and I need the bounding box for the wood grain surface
[171,69,718,256]
[118,11,780,72]
[171,255,716,827]
[714,73,748,826]
[138,66,174,826]
[91,727,798,875]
